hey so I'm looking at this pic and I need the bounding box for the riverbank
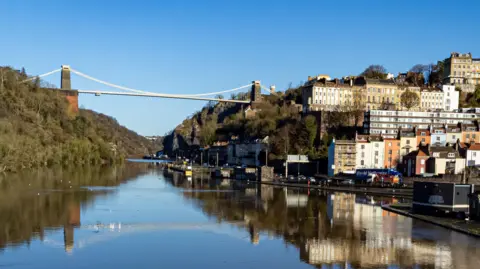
[259,181,413,197]
[382,204,480,238]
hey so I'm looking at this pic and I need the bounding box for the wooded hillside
[0,67,156,172]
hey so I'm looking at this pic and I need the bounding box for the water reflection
[164,170,480,269]
[0,165,149,253]
[0,167,479,269]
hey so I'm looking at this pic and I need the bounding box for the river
[0,164,479,269]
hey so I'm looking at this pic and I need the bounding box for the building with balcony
[363,110,479,136]
[328,139,356,176]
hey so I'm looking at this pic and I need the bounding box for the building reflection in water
[173,174,480,269]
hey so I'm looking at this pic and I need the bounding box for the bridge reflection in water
[164,170,480,269]
[1,167,479,269]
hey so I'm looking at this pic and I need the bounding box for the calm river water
[1,164,479,269]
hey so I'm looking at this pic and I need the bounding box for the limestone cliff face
[162,119,201,155]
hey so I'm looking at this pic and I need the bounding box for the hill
[0,67,157,172]
[162,88,328,161]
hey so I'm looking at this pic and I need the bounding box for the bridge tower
[250,81,262,107]
[60,65,79,115]
[61,65,71,90]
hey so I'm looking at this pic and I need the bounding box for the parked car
[298,175,307,182]
[307,177,317,184]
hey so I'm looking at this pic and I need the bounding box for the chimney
[270,85,276,93]
[308,76,312,81]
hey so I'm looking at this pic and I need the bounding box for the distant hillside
[0,66,157,172]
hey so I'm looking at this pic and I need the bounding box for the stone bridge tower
[250,80,262,108]
[60,65,79,115]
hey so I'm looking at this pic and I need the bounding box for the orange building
[384,138,401,168]
[416,129,431,146]
[461,124,480,143]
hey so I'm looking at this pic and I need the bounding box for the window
[375,151,379,156]
[406,148,410,153]
[452,135,456,140]
[361,160,364,165]
[436,137,440,141]
[388,142,392,146]
[397,142,400,146]
[388,150,392,154]
[422,138,425,142]
[448,153,455,158]
[467,134,470,138]
[406,140,410,145]
[433,152,439,157]
[421,132,426,136]
[473,152,477,157]
[421,159,425,165]
[361,152,365,158]
[361,145,365,149]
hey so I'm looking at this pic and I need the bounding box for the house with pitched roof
[427,146,465,175]
[402,148,430,176]
[466,142,480,167]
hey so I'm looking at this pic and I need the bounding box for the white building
[364,110,479,135]
[356,134,385,169]
[421,88,444,111]
[466,143,480,167]
[442,85,459,111]
[356,141,373,168]
[302,82,354,112]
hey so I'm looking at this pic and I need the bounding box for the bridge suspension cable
[21,68,62,83]
[70,68,150,94]
[70,68,252,97]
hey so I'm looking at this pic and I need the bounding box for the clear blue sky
[1,0,479,136]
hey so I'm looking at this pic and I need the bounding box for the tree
[360,65,388,79]
[348,89,365,127]
[407,64,428,86]
[400,90,420,110]
[409,64,427,74]
[303,115,317,149]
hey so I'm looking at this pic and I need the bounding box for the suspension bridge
[22,65,277,105]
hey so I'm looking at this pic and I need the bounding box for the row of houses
[328,124,480,177]
[302,76,459,113]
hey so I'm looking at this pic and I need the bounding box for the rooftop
[468,143,480,151]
